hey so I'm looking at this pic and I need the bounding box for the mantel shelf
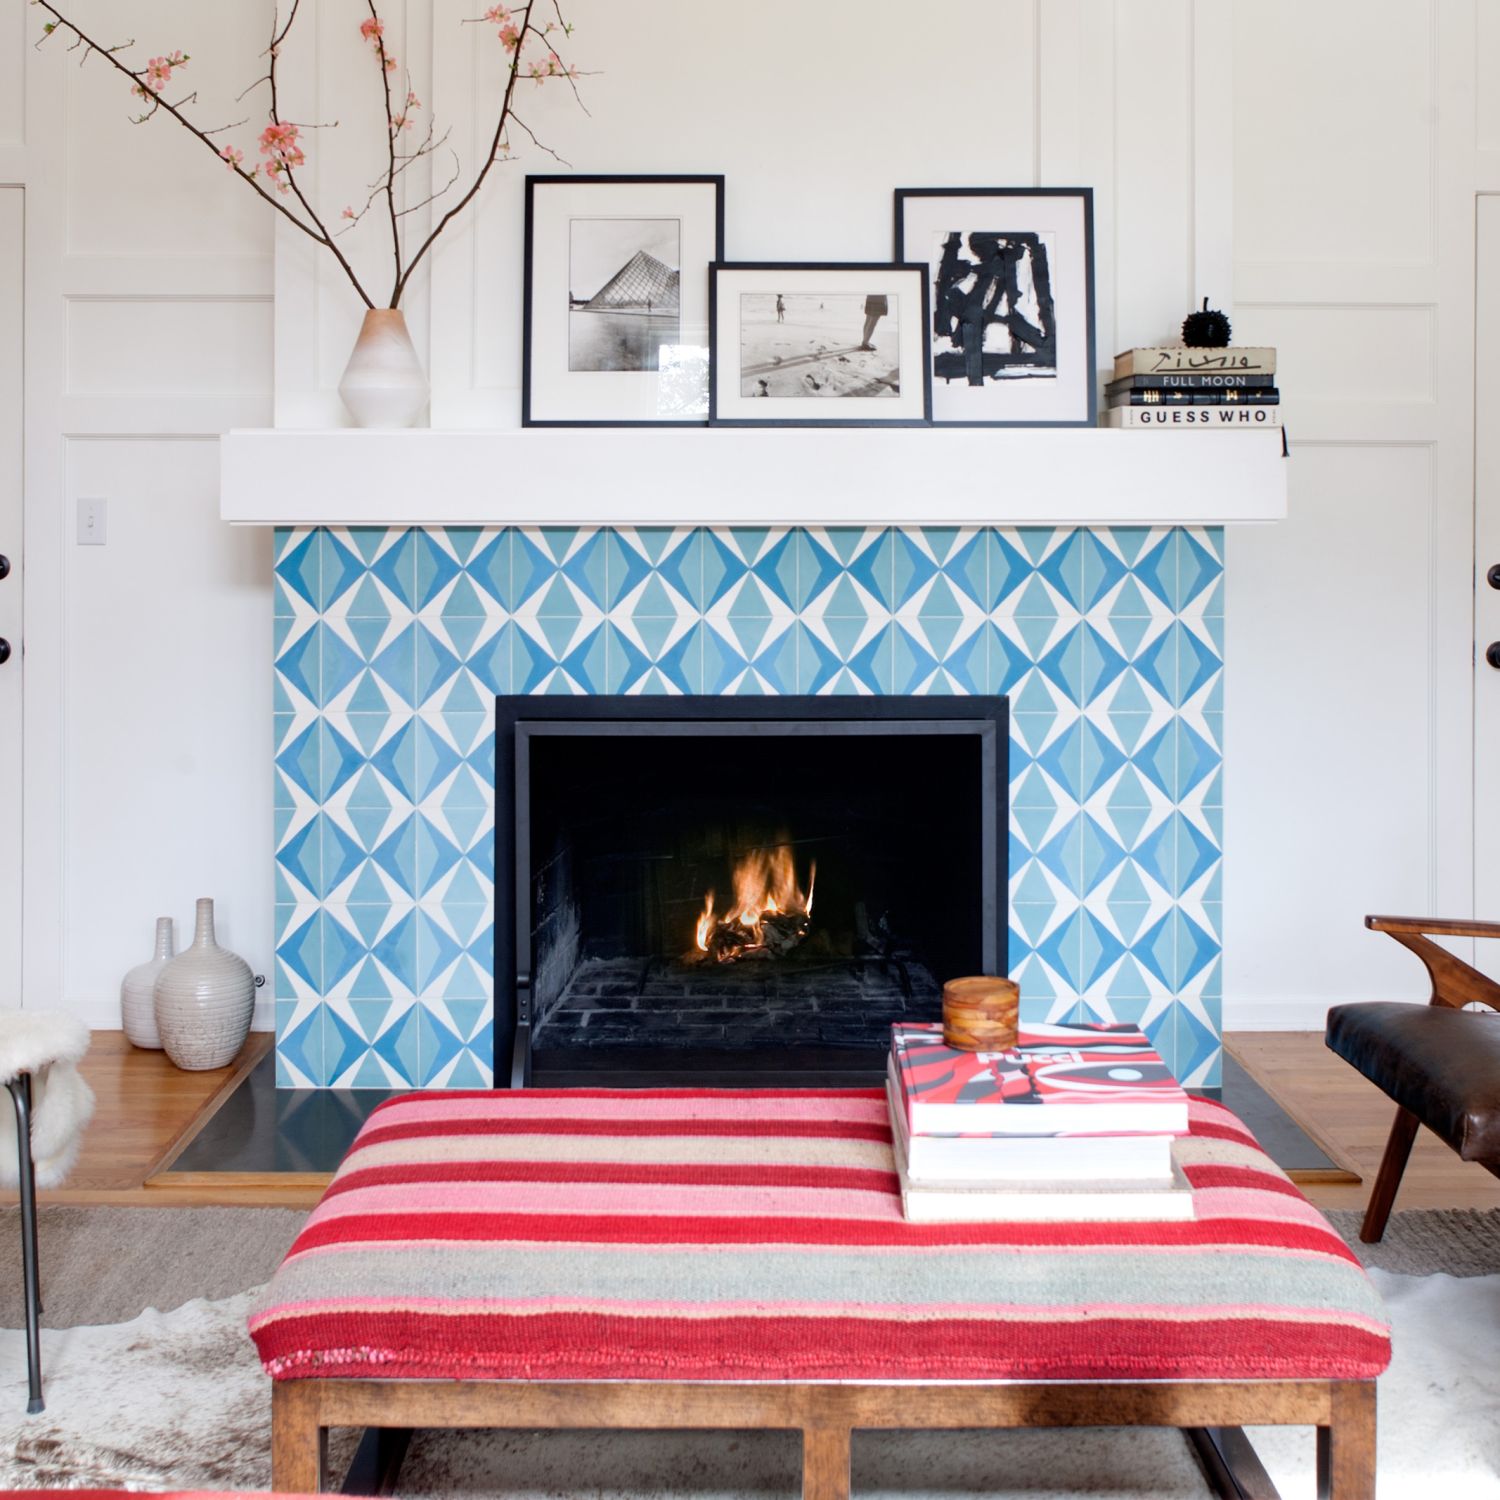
[219,426,1287,528]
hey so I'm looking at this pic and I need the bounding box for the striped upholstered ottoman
[249,1089,1390,1498]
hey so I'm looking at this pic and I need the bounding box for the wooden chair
[1325,914,1500,1242]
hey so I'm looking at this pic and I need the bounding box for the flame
[694,844,815,963]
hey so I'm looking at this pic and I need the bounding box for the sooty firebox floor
[532,955,941,1054]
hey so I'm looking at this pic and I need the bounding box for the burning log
[692,841,816,965]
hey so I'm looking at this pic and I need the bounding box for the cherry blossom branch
[360,6,405,305]
[32,0,375,309]
[262,3,374,308]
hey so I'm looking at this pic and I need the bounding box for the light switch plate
[77,497,106,545]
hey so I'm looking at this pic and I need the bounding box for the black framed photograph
[894,188,1096,427]
[523,175,724,426]
[708,262,931,426]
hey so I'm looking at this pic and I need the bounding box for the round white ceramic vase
[154,898,255,1071]
[337,308,428,428]
[120,916,175,1049]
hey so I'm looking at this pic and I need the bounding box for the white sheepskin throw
[0,1012,95,1189]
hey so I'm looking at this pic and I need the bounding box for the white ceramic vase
[120,916,175,1050]
[337,308,428,428]
[154,898,255,1071]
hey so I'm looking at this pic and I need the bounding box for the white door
[0,188,20,1002]
[1475,195,1500,965]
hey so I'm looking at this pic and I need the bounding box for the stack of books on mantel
[887,1021,1192,1223]
[1104,346,1280,429]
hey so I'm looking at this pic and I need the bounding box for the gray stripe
[263,1242,1385,1324]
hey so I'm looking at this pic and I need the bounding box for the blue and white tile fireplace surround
[273,523,1224,1091]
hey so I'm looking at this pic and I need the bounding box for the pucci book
[889,1021,1189,1136]
[885,1074,1176,1183]
[1108,388,1281,406]
[1113,346,1276,379]
[1106,372,1277,395]
[1104,404,1283,428]
[891,1124,1195,1223]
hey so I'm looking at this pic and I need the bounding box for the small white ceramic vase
[337,307,428,428]
[120,916,175,1050]
[154,898,255,1071]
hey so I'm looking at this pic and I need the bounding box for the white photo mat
[524,177,722,425]
[709,263,931,426]
[896,190,1095,427]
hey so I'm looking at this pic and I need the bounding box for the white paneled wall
[1224,0,1478,1024]
[19,0,275,1027]
[7,0,1488,1029]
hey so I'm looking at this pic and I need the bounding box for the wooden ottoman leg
[802,1424,851,1500]
[272,1380,327,1494]
[1316,1380,1376,1499]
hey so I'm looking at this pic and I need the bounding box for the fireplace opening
[496,698,1006,1087]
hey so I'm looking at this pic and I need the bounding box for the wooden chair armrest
[1366,914,1500,940]
[1365,916,1500,1010]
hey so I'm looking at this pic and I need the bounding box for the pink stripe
[308,1180,902,1222]
[364,1094,890,1128]
[1188,1187,1334,1226]
[250,1293,1390,1334]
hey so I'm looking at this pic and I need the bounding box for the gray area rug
[0,1206,306,1328]
[1325,1208,1500,1277]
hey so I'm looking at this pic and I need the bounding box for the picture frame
[894,188,1096,427]
[708,262,932,427]
[522,175,725,427]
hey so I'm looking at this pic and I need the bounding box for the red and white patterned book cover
[891,1021,1189,1137]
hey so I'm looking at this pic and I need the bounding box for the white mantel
[219,427,1287,528]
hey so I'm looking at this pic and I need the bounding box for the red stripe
[288,1210,1354,1256]
[324,1160,900,1199]
[367,1087,887,1118]
[255,1308,1390,1384]
[354,1116,893,1149]
[1178,1164,1307,1198]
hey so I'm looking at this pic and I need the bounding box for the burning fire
[694,843,816,964]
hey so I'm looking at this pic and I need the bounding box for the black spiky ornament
[1182,297,1232,348]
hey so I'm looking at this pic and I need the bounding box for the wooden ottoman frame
[271,1372,1375,1498]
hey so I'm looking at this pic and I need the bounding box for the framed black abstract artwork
[523,175,724,426]
[894,188,1095,427]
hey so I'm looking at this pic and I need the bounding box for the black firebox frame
[494,696,1008,1088]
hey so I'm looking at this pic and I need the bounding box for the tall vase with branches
[33,0,587,426]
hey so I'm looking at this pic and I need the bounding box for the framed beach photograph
[894,188,1096,427]
[708,262,931,427]
[523,175,725,426]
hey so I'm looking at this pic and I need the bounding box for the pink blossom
[342,205,356,219]
[220,143,245,170]
[383,52,398,73]
[359,16,384,42]
[499,22,520,51]
[406,90,420,109]
[483,6,511,23]
[258,121,305,172]
[141,50,187,94]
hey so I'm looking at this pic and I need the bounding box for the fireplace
[496,697,1007,1086]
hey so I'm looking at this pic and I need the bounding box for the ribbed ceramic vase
[337,308,428,428]
[120,916,175,1050]
[154,898,255,1071]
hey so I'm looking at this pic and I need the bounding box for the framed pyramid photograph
[524,176,725,426]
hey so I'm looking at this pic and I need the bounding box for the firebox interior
[499,702,1005,1087]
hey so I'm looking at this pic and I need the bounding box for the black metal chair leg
[8,1075,44,1414]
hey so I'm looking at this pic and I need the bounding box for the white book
[892,1125,1195,1224]
[1104,404,1283,428]
[886,1074,1175,1185]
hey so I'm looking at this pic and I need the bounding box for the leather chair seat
[1326,1001,1500,1164]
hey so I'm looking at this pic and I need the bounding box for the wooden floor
[10,1029,1500,1213]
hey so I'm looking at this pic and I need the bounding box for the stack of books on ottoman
[887,1021,1193,1222]
[1104,345,1281,429]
